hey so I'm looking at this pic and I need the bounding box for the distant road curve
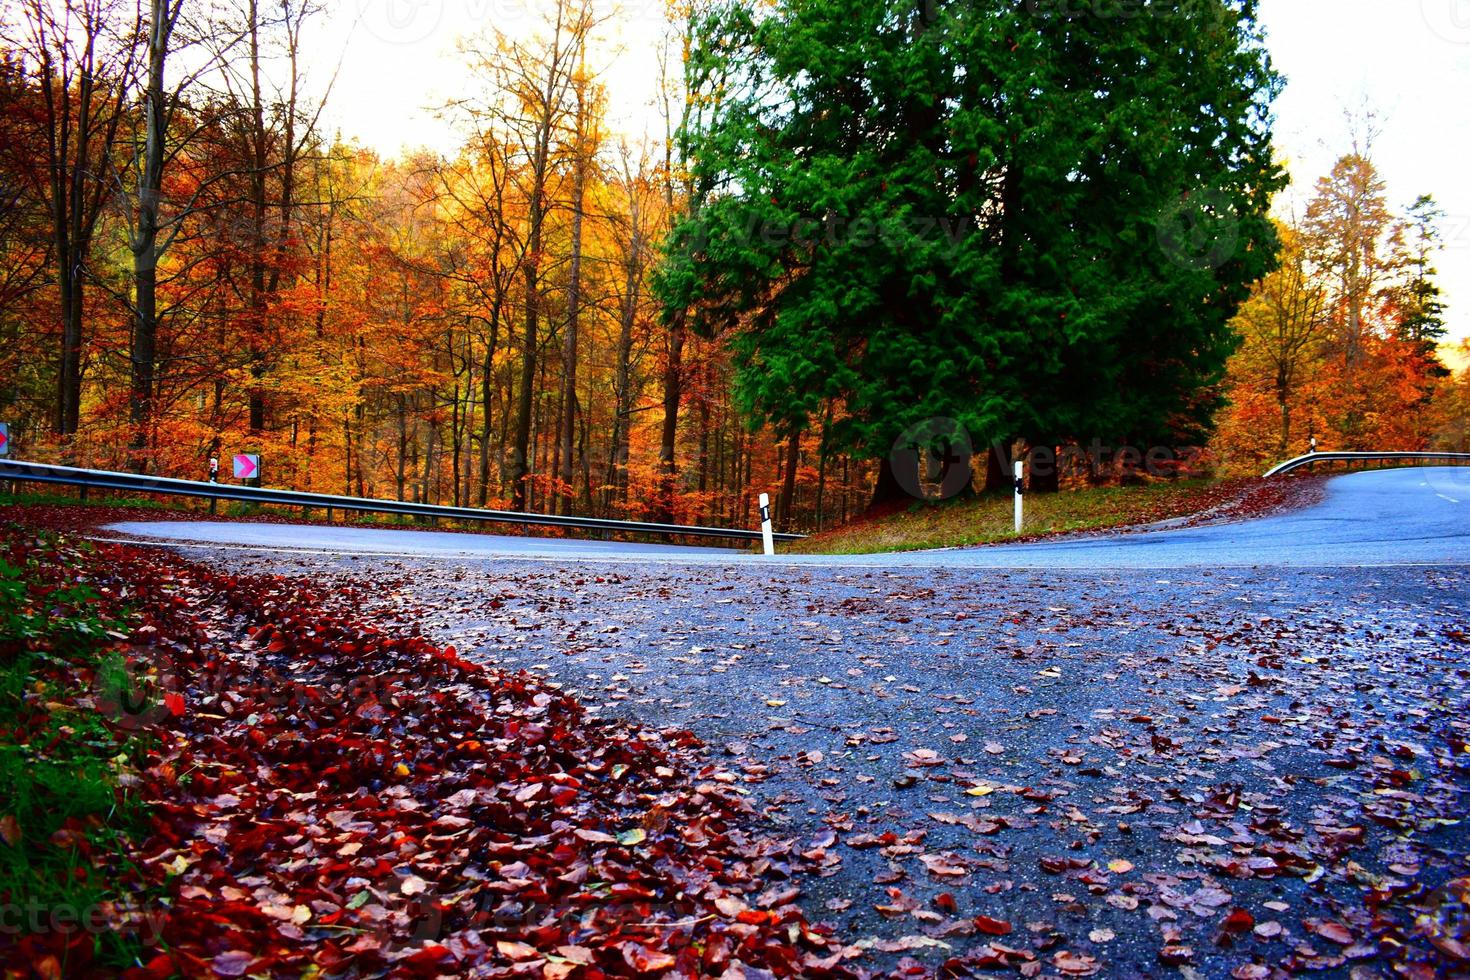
[101,467,1469,569]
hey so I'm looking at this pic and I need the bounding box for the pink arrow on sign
[233,454,258,479]
[0,426,8,453]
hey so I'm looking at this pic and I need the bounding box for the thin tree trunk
[778,431,800,528]
[655,312,685,520]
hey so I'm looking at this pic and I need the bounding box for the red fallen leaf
[1223,908,1255,933]
[555,946,596,965]
[935,892,958,913]
[757,884,800,907]
[210,951,254,977]
[496,940,539,961]
[575,828,617,844]
[919,853,969,877]
[622,943,677,972]
[1309,920,1354,945]
[164,691,186,716]
[1053,951,1100,976]
[974,915,1013,936]
[130,953,178,979]
[0,814,20,846]
[1158,945,1195,966]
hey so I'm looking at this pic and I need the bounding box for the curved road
[92,466,1470,974]
[103,467,1469,567]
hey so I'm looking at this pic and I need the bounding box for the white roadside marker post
[758,492,776,556]
[1013,460,1025,535]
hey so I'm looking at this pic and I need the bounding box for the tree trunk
[1276,369,1292,456]
[129,0,174,472]
[57,272,83,437]
[557,71,590,516]
[983,439,1011,493]
[654,312,685,521]
[778,431,800,527]
[1027,443,1060,493]
[870,455,909,509]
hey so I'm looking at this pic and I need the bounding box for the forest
[0,0,1465,534]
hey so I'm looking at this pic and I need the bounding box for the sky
[305,0,1470,344]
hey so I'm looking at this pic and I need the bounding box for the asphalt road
[97,467,1470,974]
[104,467,1470,568]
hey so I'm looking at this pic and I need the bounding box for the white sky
[305,0,1470,342]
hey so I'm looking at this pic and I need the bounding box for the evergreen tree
[656,0,1285,502]
[1398,194,1449,371]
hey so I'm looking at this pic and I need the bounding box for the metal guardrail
[1263,451,1470,478]
[0,459,804,544]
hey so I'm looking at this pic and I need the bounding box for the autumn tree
[1230,224,1327,454]
[1302,152,1398,374]
[461,0,597,511]
[4,0,138,438]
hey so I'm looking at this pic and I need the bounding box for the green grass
[788,479,1243,555]
[0,490,174,511]
[0,536,154,967]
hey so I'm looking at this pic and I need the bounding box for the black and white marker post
[1013,460,1025,535]
[758,492,776,556]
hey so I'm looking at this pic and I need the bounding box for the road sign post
[1013,460,1025,535]
[758,492,775,556]
[233,454,260,485]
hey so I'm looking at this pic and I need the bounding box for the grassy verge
[0,532,153,972]
[0,490,173,511]
[788,477,1304,555]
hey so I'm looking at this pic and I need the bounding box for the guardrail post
[758,493,775,556]
[1013,460,1025,534]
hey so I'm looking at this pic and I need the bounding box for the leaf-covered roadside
[0,531,157,975]
[0,525,856,978]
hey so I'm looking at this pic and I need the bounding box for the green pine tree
[656,0,1285,503]
[1398,194,1449,372]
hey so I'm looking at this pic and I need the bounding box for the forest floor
[790,477,1327,556]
